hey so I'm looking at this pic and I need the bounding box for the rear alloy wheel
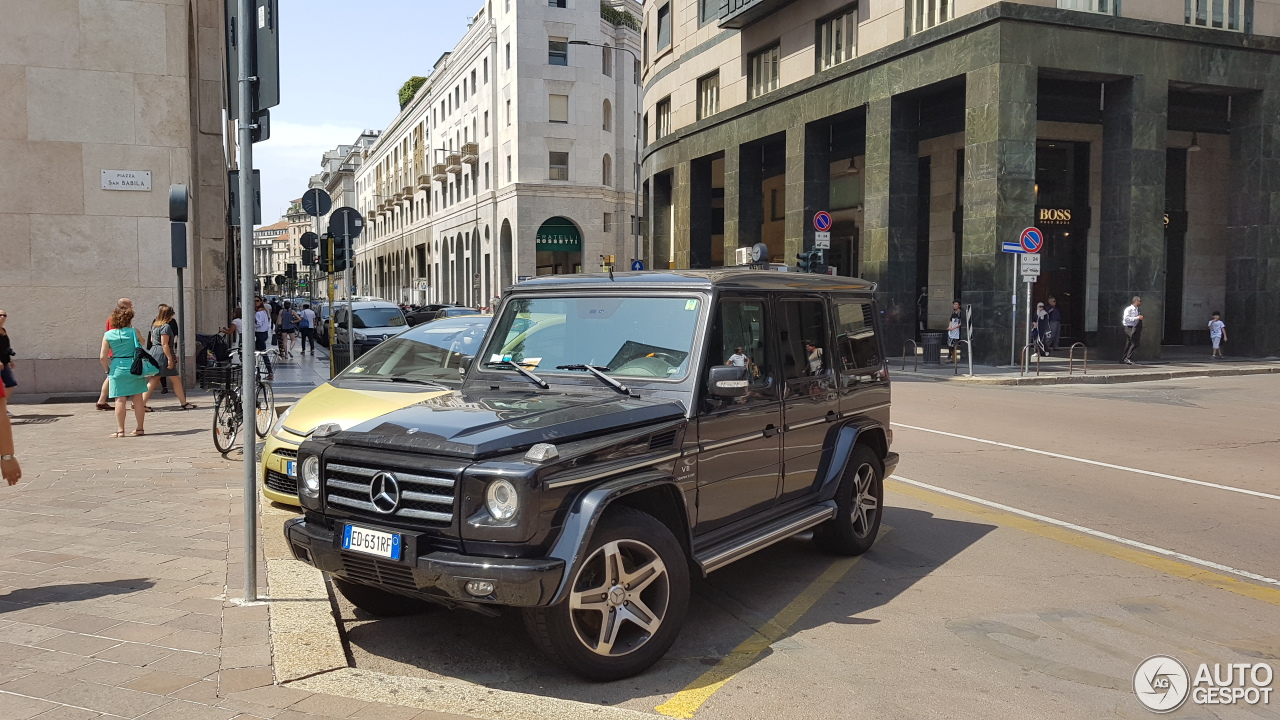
[525,506,688,681]
[814,444,884,556]
[331,577,432,617]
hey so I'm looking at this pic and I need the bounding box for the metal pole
[176,267,185,382]
[1009,259,1017,366]
[327,234,335,378]
[629,47,640,266]
[1025,276,1032,364]
[344,223,355,370]
[235,0,258,603]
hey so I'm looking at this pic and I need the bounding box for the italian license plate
[286,460,296,478]
[342,524,401,560]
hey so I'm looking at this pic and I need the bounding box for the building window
[907,0,954,35]
[642,112,649,145]
[634,58,641,84]
[604,212,613,232]
[505,43,511,69]
[483,57,489,83]
[698,0,718,25]
[697,72,719,120]
[549,37,568,65]
[603,99,612,131]
[550,152,569,181]
[484,111,489,135]
[549,94,569,123]
[748,44,780,99]
[507,154,512,182]
[656,3,672,50]
[603,45,613,76]
[485,162,490,189]
[1058,0,1112,12]
[643,30,649,66]
[549,0,565,6]
[603,154,612,186]
[656,97,671,138]
[506,99,511,126]
[471,69,477,94]
[1185,0,1246,30]
[817,6,857,71]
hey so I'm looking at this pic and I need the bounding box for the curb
[898,365,1280,386]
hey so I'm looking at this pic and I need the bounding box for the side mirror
[707,365,750,398]
[459,356,474,375]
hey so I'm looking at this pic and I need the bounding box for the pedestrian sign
[631,260,644,271]
[813,211,832,232]
[1019,226,1044,253]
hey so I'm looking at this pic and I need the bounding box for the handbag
[128,330,162,376]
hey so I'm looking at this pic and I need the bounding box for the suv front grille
[340,552,417,591]
[264,470,298,496]
[323,462,456,528]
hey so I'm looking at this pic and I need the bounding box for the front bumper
[284,517,565,607]
[261,433,302,506]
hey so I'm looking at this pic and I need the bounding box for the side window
[703,298,776,409]
[833,301,882,375]
[778,300,831,382]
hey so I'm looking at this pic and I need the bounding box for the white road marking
[892,422,1280,502]
[891,474,1280,587]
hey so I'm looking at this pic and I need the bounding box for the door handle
[762,424,778,438]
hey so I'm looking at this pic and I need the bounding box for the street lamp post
[568,39,642,268]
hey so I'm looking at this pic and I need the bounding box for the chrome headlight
[485,479,519,522]
[300,455,320,496]
[354,331,367,342]
[270,405,293,438]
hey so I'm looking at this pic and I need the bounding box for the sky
[252,0,475,224]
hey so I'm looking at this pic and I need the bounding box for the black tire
[254,381,274,439]
[331,577,432,617]
[212,392,239,454]
[813,443,884,556]
[524,506,689,681]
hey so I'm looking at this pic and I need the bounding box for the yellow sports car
[261,314,491,505]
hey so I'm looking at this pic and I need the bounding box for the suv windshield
[350,308,406,329]
[338,317,489,385]
[483,296,702,380]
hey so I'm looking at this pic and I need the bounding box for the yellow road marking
[888,479,1280,609]
[654,528,890,719]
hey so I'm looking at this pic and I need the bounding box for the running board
[695,502,837,574]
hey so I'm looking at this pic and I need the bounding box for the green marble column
[672,161,692,269]
[1226,90,1280,357]
[863,95,921,354]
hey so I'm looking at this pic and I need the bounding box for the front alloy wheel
[525,506,689,681]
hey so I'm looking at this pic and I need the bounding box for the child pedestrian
[1208,311,1227,359]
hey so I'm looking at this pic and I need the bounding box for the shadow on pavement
[0,578,157,613]
[336,506,994,707]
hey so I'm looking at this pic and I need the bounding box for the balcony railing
[417,174,432,190]
[461,142,479,165]
[1185,0,1246,31]
[432,164,448,182]
[445,153,463,175]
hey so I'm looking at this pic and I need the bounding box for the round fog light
[301,456,320,495]
[465,580,495,597]
[485,479,519,521]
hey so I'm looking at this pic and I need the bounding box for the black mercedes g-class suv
[284,270,898,680]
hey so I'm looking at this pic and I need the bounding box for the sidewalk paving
[0,353,469,720]
[895,347,1280,385]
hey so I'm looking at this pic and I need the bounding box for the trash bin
[920,332,944,364]
[328,345,361,375]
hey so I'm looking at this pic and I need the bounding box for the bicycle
[203,350,275,453]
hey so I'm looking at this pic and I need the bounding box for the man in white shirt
[726,346,749,367]
[300,304,318,355]
[253,296,274,378]
[1121,296,1143,364]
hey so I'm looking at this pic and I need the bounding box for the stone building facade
[355,0,643,307]
[639,0,1280,362]
[0,0,229,392]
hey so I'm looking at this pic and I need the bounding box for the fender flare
[815,421,887,502]
[545,471,689,606]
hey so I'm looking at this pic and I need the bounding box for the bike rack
[901,339,919,372]
[1068,342,1088,375]
[1020,343,1041,377]
[953,339,973,376]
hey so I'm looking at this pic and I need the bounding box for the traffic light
[285,262,297,280]
[301,248,315,266]
[795,249,826,274]
[319,234,349,273]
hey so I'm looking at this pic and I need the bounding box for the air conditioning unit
[734,247,752,265]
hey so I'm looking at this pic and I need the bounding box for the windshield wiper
[355,376,449,389]
[505,360,549,389]
[556,364,636,396]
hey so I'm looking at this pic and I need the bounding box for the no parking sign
[813,211,832,232]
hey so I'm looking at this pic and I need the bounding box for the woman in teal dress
[99,307,154,437]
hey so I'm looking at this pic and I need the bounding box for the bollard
[901,339,919,372]
[1068,342,1088,375]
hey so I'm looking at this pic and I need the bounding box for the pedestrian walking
[0,309,17,398]
[253,297,274,380]
[1046,296,1062,352]
[946,300,962,361]
[270,299,284,357]
[278,301,299,357]
[225,307,244,345]
[1033,302,1050,357]
[144,305,195,410]
[0,380,20,485]
[300,304,317,354]
[1121,296,1143,364]
[1208,311,1228,359]
[96,298,134,411]
[99,306,157,437]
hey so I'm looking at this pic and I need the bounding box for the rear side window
[777,300,830,380]
[833,301,881,373]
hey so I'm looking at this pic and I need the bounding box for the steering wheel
[613,356,670,377]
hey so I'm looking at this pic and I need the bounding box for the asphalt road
[329,374,1280,719]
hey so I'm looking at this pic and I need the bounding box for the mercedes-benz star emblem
[369,472,401,514]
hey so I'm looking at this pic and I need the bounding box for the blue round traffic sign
[1020,227,1044,253]
[631,260,644,271]
[813,211,832,232]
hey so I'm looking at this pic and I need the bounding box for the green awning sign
[535,217,582,253]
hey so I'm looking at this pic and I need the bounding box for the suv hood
[335,389,686,459]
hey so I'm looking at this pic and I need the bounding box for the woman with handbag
[0,309,16,397]
[99,307,158,437]
[144,305,195,410]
